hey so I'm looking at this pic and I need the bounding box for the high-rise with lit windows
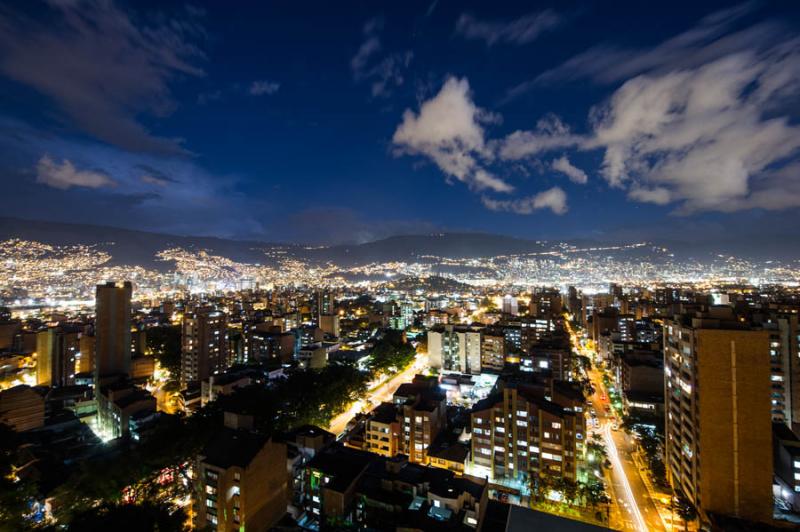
[664,307,773,524]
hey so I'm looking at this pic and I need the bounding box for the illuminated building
[480,329,505,373]
[36,326,80,387]
[470,380,584,484]
[664,307,773,524]
[195,412,289,531]
[502,294,518,316]
[180,307,229,387]
[428,325,481,374]
[95,380,156,440]
[94,281,132,382]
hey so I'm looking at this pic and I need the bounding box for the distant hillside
[0,216,798,269]
[0,216,288,270]
[308,233,548,264]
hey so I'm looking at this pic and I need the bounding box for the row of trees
[531,474,611,520]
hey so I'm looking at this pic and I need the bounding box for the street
[567,318,670,532]
[589,371,667,531]
[327,353,428,436]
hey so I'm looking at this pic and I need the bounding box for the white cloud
[498,114,583,160]
[497,9,800,215]
[588,48,800,212]
[551,155,588,184]
[36,155,116,189]
[481,187,567,215]
[455,10,561,46]
[627,185,671,205]
[392,77,512,193]
[249,80,280,96]
[351,17,412,97]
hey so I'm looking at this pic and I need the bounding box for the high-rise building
[317,290,334,321]
[94,281,132,383]
[181,308,229,386]
[36,326,79,387]
[751,309,800,429]
[664,307,773,524]
[427,325,481,374]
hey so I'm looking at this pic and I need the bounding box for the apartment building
[664,307,773,524]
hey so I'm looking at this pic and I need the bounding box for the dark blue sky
[1,0,800,244]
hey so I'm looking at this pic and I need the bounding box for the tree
[0,424,37,531]
[531,474,555,503]
[367,330,416,377]
[557,478,579,506]
[674,492,697,532]
[66,501,188,532]
[587,435,608,465]
[146,325,182,379]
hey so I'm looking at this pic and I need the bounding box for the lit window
[552,422,561,429]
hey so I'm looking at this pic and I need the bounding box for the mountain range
[0,216,797,270]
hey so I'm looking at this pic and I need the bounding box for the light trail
[603,423,648,532]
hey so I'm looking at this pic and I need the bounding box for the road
[587,367,667,532]
[328,353,428,436]
[565,318,669,532]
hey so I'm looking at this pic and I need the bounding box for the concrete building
[95,380,156,440]
[480,330,505,373]
[94,281,132,382]
[502,295,518,316]
[36,326,80,387]
[180,308,229,387]
[471,380,584,485]
[428,325,481,374]
[664,307,773,524]
[196,413,289,531]
[364,375,447,465]
[529,289,562,319]
[751,310,800,429]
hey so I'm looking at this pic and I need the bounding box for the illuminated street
[586,363,668,532]
[328,353,428,436]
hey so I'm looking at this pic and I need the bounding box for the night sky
[1,0,800,245]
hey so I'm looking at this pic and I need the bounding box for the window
[516,420,527,427]
[544,431,550,439]
[496,426,505,433]
[480,448,491,455]
[234,472,241,482]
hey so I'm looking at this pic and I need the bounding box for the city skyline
[2,1,800,245]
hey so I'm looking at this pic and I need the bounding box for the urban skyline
[1,1,800,245]
[2,2,800,532]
